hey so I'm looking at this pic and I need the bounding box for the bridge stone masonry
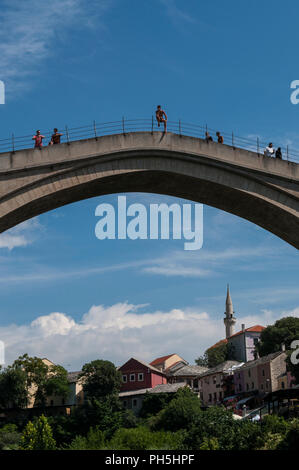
[0,131,298,248]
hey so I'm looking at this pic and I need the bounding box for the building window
[262,369,265,377]
[123,401,127,408]
[133,399,137,407]
[213,376,216,384]
[238,384,242,391]
[138,373,144,381]
[209,394,212,402]
[246,383,249,391]
[248,370,251,378]
[252,382,254,389]
[261,384,264,390]
[130,374,135,382]
[254,337,259,346]
[122,375,127,383]
[219,391,222,400]
[214,392,217,400]
[281,382,285,389]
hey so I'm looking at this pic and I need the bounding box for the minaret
[224,284,236,338]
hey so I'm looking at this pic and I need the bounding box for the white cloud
[1,301,298,371]
[159,0,196,26]
[0,0,112,94]
[0,218,41,250]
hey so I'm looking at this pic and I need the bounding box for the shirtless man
[49,128,63,145]
[32,130,45,149]
[155,105,167,133]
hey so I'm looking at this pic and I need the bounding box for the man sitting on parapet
[155,105,167,133]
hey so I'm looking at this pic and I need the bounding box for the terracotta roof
[229,325,265,338]
[209,325,265,350]
[150,354,176,366]
[208,339,228,350]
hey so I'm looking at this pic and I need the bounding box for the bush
[277,418,299,450]
[153,388,202,432]
[107,426,185,450]
[0,424,21,450]
[183,406,262,450]
[67,426,105,450]
[20,415,56,450]
[261,414,289,435]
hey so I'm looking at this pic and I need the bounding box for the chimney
[241,324,245,332]
[281,343,286,352]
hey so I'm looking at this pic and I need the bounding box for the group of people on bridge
[32,128,63,149]
[31,107,285,161]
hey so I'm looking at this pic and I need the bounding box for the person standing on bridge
[264,142,275,157]
[49,128,63,145]
[155,105,167,133]
[32,130,45,149]
[275,147,282,159]
[216,131,224,143]
[205,131,213,142]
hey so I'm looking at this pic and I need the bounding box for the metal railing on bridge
[0,117,298,164]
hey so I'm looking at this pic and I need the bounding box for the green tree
[139,392,174,418]
[11,354,69,407]
[196,342,229,368]
[183,406,262,451]
[153,387,202,432]
[257,317,299,385]
[277,418,299,450]
[257,317,299,356]
[80,359,122,401]
[20,415,56,450]
[0,367,27,409]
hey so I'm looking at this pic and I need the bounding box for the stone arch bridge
[0,132,298,248]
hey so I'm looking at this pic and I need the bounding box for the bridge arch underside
[0,151,298,248]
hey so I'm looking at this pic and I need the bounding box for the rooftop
[198,360,242,378]
[119,382,187,398]
[167,364,209,377]
[236,351,285,371]
[150,354,177,366]
[119,357,165,375]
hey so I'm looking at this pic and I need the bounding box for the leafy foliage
[183,406,262,450]
[20,415,56,450]
[0,424,21,450]
[139,392,175,418]
[257,317,299,356]
[196,342,229,368]
[80,359,122,401]
[153,387,202,432]
[107,426,185,450]
[11,354,69,407]
[0,368,27,409]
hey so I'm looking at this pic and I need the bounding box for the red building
[119,358,167,392]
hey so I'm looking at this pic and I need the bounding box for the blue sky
[0,0,298,370]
